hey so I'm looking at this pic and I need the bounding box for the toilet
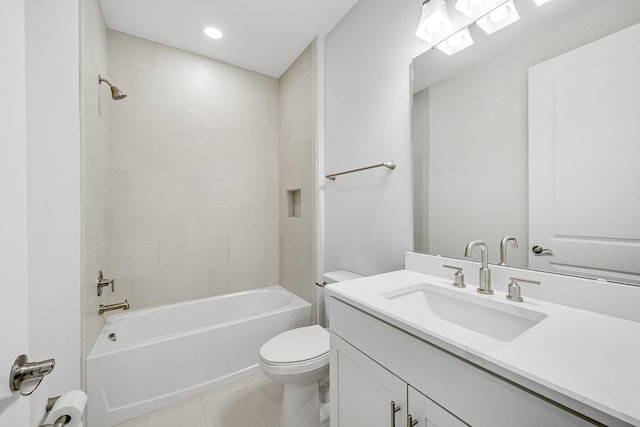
[259,270,363,427]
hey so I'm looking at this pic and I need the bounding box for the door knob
[532,245,553,255]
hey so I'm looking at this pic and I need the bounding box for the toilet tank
[318,270,363,328]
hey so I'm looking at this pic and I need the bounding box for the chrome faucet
[99,299,130,315]
[499,236,518,266]
[464,240,493,295]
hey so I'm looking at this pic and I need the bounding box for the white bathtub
[86,285,310,427]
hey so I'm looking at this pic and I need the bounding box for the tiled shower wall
[80,13,316,378]
[279,44,316,305]
[104,30,280,310]
[81,0,110,383]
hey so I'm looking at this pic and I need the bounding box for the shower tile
[84,244,108,306]
[107,205,184,241]
[85,202,107,251]
[130,64,208,112]
[108,29,159,68]
[108,169,132,203]
[119,169,212,206]
[159,141,228,175]
[130,267,209,309]
[156,44,229,89]
[159,236,230,269]
[184,112,248,147]
[230,206,278,234]
[184,205,232,236]
[107,239,159,278]
[110,99,185,141]
[208,262,275,296]
[230,147,278,182]
[230,232,278,265]
[109,132,160,171]
[247,124,279,152]
[227,65,278,98]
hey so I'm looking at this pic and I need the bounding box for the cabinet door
[408,386,469,427]
[331,332,407,427]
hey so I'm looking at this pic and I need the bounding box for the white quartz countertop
[325,269,640,426]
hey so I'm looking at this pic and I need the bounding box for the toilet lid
[260,325,329,364]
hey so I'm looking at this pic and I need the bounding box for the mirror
[412,0,640,284]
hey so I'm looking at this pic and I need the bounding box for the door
[407,386,468,427]
[528,22,640,284]
[0,0,31,424]
[330,333,406,427]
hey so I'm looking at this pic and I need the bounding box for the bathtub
[86,285,310,427]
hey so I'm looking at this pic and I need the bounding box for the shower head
[98,74,127,100]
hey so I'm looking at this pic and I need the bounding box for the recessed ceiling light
[203,26,223,40]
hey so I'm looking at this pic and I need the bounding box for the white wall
[104,30,280,309]
[426,0,640,266]
[25,0,81,424]
[0,0,29,424]
[324,0,426,275]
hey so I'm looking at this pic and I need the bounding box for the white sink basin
[382,283,547,342]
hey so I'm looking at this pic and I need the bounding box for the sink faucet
[464,240,493,295]
[499,236,518,266]
[99,300,130,315]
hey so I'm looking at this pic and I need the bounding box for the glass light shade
[436,27,474,55]
[533,0,552,5]
[476,0,520,34]
[455,0,493,18]
[415,0,455,43]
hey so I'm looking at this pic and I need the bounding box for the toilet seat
[260,325,329,376]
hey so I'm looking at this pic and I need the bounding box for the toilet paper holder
[9,354,55,396]
[38,415,70,427]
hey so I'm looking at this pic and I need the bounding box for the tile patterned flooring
[115,373,283,427]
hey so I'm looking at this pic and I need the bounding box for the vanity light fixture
[436,27,474,55]
[476,0,520,34]
[455,0,492,18]
[415,0,454,43]
[203,26,223,40]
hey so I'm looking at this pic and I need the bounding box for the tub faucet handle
[97,270,115,296]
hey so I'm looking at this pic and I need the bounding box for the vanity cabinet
[331,331,466,427]
[329,297,599,427]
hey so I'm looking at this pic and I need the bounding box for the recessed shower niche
[287,189,302,217]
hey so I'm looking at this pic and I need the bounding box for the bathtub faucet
[99,300,130,315]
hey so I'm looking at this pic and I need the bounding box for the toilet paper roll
[43,389,87,427]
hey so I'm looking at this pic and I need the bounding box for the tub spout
[99,300,130,315]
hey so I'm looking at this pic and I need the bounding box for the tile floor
[115,372,283,427]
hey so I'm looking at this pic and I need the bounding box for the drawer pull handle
[408,414,418,427]
[391,401,401,427]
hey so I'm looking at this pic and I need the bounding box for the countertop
[325,269,640,426]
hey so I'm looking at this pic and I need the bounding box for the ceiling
[100,0,359,78]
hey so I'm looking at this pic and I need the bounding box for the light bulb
[425,16,443,34]
[203,26,223,40]
[448,32,464,48]
[489,5,508,23]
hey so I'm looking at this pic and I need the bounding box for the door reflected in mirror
[411,0,640,285]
